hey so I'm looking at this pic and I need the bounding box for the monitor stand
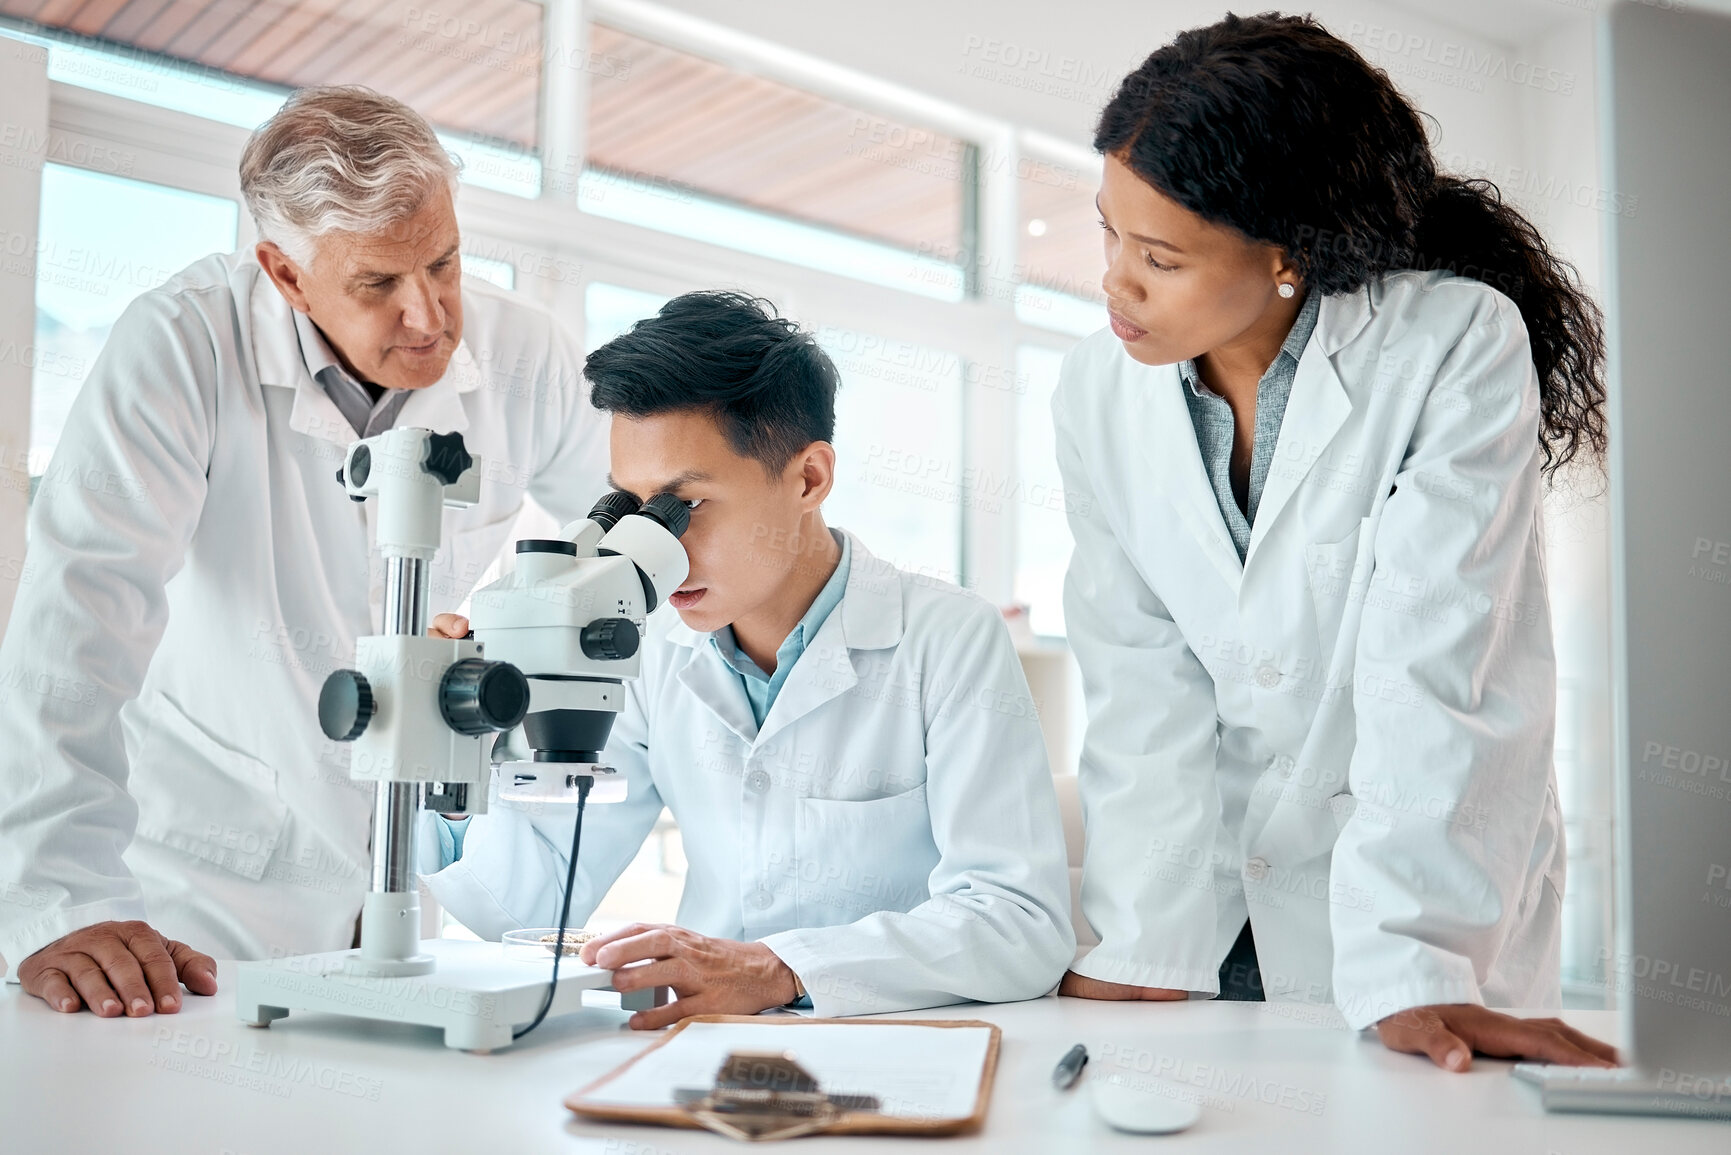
[1513,1064,1731,1121]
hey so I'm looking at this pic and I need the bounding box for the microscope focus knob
[319,670,374,742]
[581,617,641,661]
[422,431,472,486]
[439,658,531,736]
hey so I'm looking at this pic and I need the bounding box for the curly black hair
[584,291,838,474]
[1096,12,1607,478]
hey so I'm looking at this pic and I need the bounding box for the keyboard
[1512,1064,1731,1119]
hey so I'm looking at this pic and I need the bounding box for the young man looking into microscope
[422,291,1074,1028]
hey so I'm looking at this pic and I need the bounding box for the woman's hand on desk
[579,922,800,1030]
[1376,1004,1619,1072]
[1057,971,1188,1001]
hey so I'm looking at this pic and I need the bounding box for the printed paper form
[582,1022,993,1120]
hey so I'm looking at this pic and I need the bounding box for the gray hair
[240,85,462,264]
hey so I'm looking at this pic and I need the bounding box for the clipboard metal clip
[673,1049,882,1142]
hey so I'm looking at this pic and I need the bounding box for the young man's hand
[18,921,218,1016]
[429,613,469,639]
[1057,970,1188,1001]
[578,923,799,1029]
[1376,1004,1619,1072]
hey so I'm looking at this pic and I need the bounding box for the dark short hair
[583,291,838,473]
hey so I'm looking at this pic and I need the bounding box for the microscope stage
[234,937,662,1052]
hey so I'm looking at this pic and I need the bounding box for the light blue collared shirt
[709,529,850,728]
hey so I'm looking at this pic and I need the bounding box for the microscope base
[234,938,668,1052]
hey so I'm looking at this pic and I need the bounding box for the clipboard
[565,1015,1002,1139]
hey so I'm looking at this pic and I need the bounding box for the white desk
[3,964,1725,1154]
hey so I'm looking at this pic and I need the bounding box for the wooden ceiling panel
[586,24,963,256]
[128,0,222,55]
[161,0,256,59]
[65,0,133,36]
[12,0,541,145]
[219,0,345,76]
[91,0,172,43]
[32,0,90,25]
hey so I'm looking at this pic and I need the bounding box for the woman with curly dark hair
[1053,12,1616,1071]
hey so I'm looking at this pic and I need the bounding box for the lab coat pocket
[793,785,938,925]
[130,691,289,881]
[1303,516,1376,667]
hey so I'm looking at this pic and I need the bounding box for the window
[30,163,238,482]
[1019,151,1105,302]
[578,174,964,301]
[582,23,968,299]
[459,251,515,291]
[583,281,670,353]
[1016,150,1106,338]
[819,327,965,584]
[1016,284,1105,338]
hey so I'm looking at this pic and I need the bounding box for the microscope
[235,427,689,1051]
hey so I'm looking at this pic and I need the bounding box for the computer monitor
[1520,1,1731,1112]
[1603,0,1731,1084]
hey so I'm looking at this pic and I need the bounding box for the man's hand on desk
[1057,971,1189,1001]
[1376,1004,1619,1072]
[18,920,217,1017]
[578,923,799,1030]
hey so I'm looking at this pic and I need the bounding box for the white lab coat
[1059,270,1564,1029]
[0,251,607,972]
[422,532,1077,1017]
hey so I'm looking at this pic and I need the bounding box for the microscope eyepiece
[637,492,691,539]
[587,490,642,533]
[516,538,578,556]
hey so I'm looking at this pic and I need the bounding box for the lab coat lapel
[1132,361,1243,593]
[671,627,761,745]
[249,272,352,447]
[754,532,903,748]
[1244,290,1372,566]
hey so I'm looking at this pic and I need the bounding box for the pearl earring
[1277,283,1296,299]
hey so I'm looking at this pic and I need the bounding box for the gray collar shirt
[1177,289,1321,561]
[293,309,414,438]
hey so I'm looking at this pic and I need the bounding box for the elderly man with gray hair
[0,87,606,1018]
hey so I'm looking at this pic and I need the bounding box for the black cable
[513,773,592,1040]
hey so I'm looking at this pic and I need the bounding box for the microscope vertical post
[342,428,480,977]
[365,552,427,961]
